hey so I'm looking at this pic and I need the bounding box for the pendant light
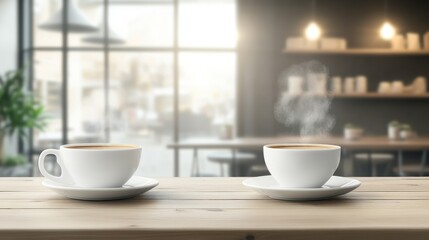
[82,22,126,45]
[304,0,322,41]
[379,0,396,40]
[380,22,396,40]
[305,22,322,41]
[39,0,98,33]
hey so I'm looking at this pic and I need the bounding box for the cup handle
[38,149,74,186]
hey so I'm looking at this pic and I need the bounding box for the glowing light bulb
[380,21,396,40]
[305,22,322,41]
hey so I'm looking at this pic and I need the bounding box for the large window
[23,0,237,177]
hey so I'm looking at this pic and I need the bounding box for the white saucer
[242,175,360,201]
[42,176,159,201]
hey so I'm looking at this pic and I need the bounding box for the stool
[354,153,394,176]
[392,150,428,176]
[207,152,256,176]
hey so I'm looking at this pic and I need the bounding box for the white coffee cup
[38,143,142,188]
[263,144,340,188]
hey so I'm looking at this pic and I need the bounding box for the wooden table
[168,136,429,176]
[2,177,429,240]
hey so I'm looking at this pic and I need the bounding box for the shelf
[330,93,429,99]
[282,93,429,99]
[282,48,429,56]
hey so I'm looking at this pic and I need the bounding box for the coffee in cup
[38,143,142,188]
[263,143,340,188]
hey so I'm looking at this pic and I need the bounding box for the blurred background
[1,0,429,178]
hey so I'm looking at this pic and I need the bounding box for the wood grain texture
[0,177,428,239]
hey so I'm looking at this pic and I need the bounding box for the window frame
[19,0,238,176]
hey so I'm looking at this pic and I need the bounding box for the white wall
[0,0,18,156]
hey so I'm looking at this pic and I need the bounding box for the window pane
[109,52,174,177]
[178,52,236,176]
[68,52,106,143]
[33,0,62,47]
[179,0,237,48]
[33,51,63,149]
[179,52,236,139]
[109,1,173,47]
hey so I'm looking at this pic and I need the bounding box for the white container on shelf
[307,73,327,94]
[413,76,427,94]
[286,37,306,50]
[331,76,342,94]
[391,81,404,94]
[287,75,304,94]
[355,75,368,94]
[407,32,421,50]
[344,77,355,94]
[305,39,319,50]
[338,39,347,49]
[388,125,401,140]
[400,130,417,140]
[344,128,363,140]
[391,35,406,50]
[378,81,392,94]
[321,38,340,50]
[424,32,429,50]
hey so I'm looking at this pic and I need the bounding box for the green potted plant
[399,124,417,140]
[0,69,45,176]
[343,123,363,140]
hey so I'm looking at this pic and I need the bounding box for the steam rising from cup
[275,61,335,136]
